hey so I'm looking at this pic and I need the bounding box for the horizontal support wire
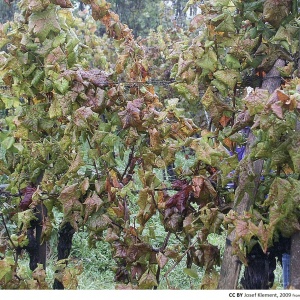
[0,79,177,91]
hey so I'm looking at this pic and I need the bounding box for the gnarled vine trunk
[218,59,285,289]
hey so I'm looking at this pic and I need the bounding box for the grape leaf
[196,50,218,72]
[213,69,241,90]
[156,252,168,269]
[58,184,82,216]
[243,88,269,116]
[118,99,143,129]
[215,14,236,32]
[49,98,62,118]
[138,270,158,289]
[183,268,199,279]
[28,6,61,42]
[201,86,233,126]
[288,134,300,173]
[83,192,103,222]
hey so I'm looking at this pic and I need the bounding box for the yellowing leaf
[213,69,241,90]
[49,98,62,118]
[115,54,129,74]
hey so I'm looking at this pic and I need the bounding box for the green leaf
[211,79,228,97]
[17,210,38,230]
[31,70,44,88]
[183,268,199,279]
[52,32,67,48]
[1,137,15,150]
[225,54,241,69]
[0,258,14,282]
[219,155,238,187]
[23,64,37,77]
[215,14,236,32]
[54,77,69,94]
[196,50,218,72]
[0,94,20,109]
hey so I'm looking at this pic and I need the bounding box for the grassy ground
[14,222,284,290]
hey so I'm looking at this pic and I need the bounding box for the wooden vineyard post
[217,59,285,289]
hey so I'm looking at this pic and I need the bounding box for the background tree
[0,1,18,23]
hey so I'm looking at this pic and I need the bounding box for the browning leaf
[201,86,233,126]
[58,183,82,216]
[118,99,144,129]
[263,0,292,29]
[83,192,104,222]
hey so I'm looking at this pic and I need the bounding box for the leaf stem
[163,239,197,279]
[0,212,17,261]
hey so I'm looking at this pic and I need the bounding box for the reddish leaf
[156,252,169,269]
[53,0,73,8]
[171,179,189,191]
[189,14,206,32]
[105,228,119,242]
[114,242,127,259]
[126,243,152,263]
[131,264,144,281]
[192,244,220,269]
[58,184,82,216]
[19,186,37,210]
[165,185,192,213]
